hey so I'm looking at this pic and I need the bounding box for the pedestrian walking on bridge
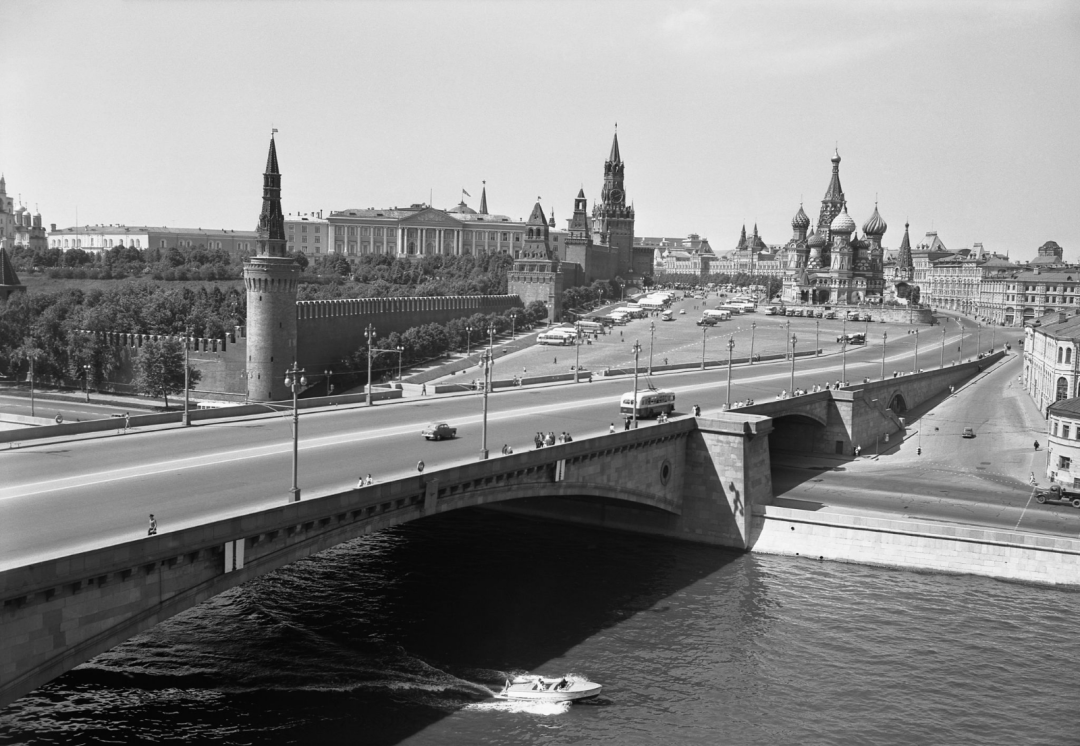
[147,514,157,536]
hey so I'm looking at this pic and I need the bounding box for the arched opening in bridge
[768,413,826,454]
[887,393,908,414]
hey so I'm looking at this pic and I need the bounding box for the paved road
[0,314,1051,570]
[772,354,1077,537]
[0,393,143,427]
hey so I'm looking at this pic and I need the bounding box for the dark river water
[2,509,1079,745]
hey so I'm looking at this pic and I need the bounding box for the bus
[537,329,577,345]
[620,389,676,419]
[703,309,731,321]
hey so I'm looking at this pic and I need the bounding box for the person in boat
[557,677,569,690]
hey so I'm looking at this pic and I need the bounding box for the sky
[1,0,1078,263]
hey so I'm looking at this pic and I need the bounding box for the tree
[132,337,201,408]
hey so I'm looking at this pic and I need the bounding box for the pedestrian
[421,383,427,396]
[357,475,365,488]
[124,412,130,432]
[624,418,631,431]
[565,432,572,443]
[693,404,701,416]
[1034,440,1040,451]
[545,431,556,446]
[664,357,669,365]
[147,514,157,536]
[417,460,425,473]
[609,422,616,433]
[854,445,862,457]
[554,357,557,365]
[1030,472,1037,485]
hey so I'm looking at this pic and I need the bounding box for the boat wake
[464,699,572,716]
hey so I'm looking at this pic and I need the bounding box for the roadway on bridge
[1,316,1058,569]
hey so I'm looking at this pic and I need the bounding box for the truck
[1035,485,1080,508]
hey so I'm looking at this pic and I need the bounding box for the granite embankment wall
[750,504,1080,585]
[297,294,523,371]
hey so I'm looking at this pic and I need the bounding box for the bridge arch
[885,392,908,413]
[768,412,826,453]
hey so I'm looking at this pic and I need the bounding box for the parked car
[962,427,975,438]
[421,422,457,441]
[696,316,719,326]
[824,311,837,319]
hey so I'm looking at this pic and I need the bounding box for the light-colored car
[962,427,975,438]
[422,422,457,441]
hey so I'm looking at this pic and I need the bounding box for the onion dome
[807,228,825,249]
[791,204,810,231]
[862,203,887,236]
[830,205,856,235]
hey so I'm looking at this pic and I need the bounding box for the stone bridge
[1,414,773,709]
[738,352,1003,456]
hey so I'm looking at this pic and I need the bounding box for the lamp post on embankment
[913,329,919,373]
[749,321,756,364]
[700,325,707,371]
[284,362,307,502]
[479,329,494,460]
[726,335,735,409]
[648,321,655,375]
[881,331,888,380]
[940,326,947,368]
[631,340,642,429]
[789,333,798,392]
[574,321,582,383]
[365,324,376,406]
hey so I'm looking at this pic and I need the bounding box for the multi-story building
[1024,311,1080,421]
[325,186,531,258]
[646,234,717,277]
[48,225,259,255]
[285,212,329,255]
[1046,397,1080,486]
[0,175,47,252]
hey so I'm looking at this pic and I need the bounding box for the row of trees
[0,284,244,393]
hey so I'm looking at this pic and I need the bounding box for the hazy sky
[2,0,1077,262]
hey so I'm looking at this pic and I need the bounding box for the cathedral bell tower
[244,133,300,402]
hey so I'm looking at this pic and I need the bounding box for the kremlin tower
[244,134,300,402]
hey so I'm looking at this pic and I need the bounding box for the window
[348,241,356,253]
[348,226,356,237]
[1064,425,1072,439]
[361,227,370,236]
[314,236,320,243]
[302,225,308,233]
[314,226,320,233]
[1060,455,1072,470]
[375,228,383,237]
[1053,422,1060,436]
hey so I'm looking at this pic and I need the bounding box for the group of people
[534,431,573,448]
[356,474,374,488]
[500,444,514,455]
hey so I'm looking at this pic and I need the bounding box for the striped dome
[830,205,856,235]
[862,205,887,236]
[791,204,810,231]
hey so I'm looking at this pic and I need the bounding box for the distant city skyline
[1,0,1077,262]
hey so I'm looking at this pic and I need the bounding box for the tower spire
[479,180,488,215]
[257,133,286,257]
[609,125,621,164]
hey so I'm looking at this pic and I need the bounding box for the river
[2,508,1078,745]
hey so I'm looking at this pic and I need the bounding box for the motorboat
[495,675,602,702]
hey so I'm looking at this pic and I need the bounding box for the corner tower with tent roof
[508,200,564,323]
[244,133,300,402]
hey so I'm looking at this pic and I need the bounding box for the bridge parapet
[0,414,774,709]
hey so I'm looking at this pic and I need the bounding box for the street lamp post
[479,329,494,460]
[82,364,91,403]
[841,340,848,386]
[701,325,707,371]
[648,321,655,375]
[183,328,191,426]
[575,321,582,383]
[466,325,473,358]
[283,362,307,502]
[815,320,820,356]
[726,335,735,409]
[789,333,798,392]
[749,321,756,364]
[365,324,376,406]
[959,320,965,361]
[881,331,888,379]
[977,323,982,354]
[29,355,35,418]
[913,329,919,373]
[785,320,791,360]
[397,346,404,381]
[325,368,333,397]
[631,340,642,429]
[940,326,947,368]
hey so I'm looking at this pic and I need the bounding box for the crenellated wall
[296,294,523,370]
[79,329,248,398]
